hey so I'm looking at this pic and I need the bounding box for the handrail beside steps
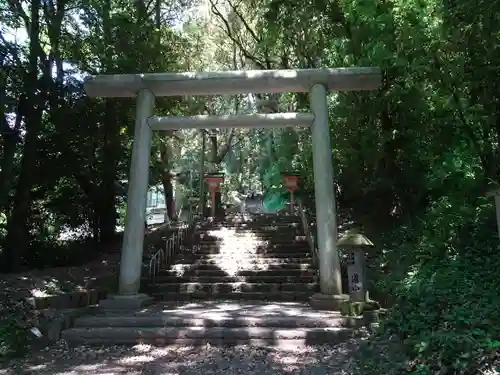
[296,198,319,267]
[148,210,199,283]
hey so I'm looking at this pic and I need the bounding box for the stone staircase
[149,214,318,301]
[62,214,361,346]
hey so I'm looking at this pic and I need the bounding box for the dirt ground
[0,225,174,301]
[0,339,365,375]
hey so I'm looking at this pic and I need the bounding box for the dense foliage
[2,0,500,371]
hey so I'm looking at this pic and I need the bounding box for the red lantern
[205,176,224,192]
[283,174,300,213]
[204,174,224,217]
[284,175,300,192]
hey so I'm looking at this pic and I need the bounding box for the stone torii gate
[84,68,381,310]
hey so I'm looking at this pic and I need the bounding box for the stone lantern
[337,229,374,302]
[337,229,381,324]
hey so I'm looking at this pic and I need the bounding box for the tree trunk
[98,0,119,244]
[4,0,43,270]
[99,101,119,243]
[163,174,175,220]
[0,69,20,213]
[0,112,20,212]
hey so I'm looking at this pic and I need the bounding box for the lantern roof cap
[337,229,374,247]
[205,172,224,177]
[281,171,301,176]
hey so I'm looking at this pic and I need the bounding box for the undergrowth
[0,299,38,362]
[356,194,500,375]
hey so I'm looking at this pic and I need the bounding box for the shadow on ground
[1,336,365,375]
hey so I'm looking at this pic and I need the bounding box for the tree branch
[226,0,260,44]
[6,0,31,30]
[227,0,275,68]
[209,0,266,69]
[215,129,235,163]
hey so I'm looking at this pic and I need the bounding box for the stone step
[152,291,315,302]
[62,300,360,347]
[176,254,311,262]
[204,227,304,232]
[167,260,313,271]
[191,254,312,262]
[167,262,314,271]
[202,224,302,230]
[193,248,310,256]
[150,282,318,294]
[202,220,302,224]
[62,326,354,346]
[198,225,304,231]
[196,242,309,249]
[159,268,317,277]
[223,215,301,219]
[146,274,316,284]
[74,314,354,329]
[198,227,303,232]
[167,254,312,270]
[197,231,303,237]
[216,224,304,229]
[195,239,309,245]
[198,219,302,230]
[197,231,306,237]
[177,253,312,261]
[174,256,313,263]
[190,251,311,258]
[226,214,302,219]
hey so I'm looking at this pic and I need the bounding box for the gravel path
[0,338,366,375]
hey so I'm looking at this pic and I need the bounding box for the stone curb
[24,288,109,310]
[38,306,95,342]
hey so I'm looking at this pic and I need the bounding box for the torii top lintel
[83,67,382,98]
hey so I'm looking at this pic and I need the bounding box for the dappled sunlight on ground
[1,339,363,375]
[170,264,193,277]
[0,258,118,299]
[205,227,270,276]
[131,300,347,325]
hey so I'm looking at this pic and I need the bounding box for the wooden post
[283,174,299,214]
[211,191,216,218]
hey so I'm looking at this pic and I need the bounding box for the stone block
[99,293,154,310]
[309,293,349,311]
